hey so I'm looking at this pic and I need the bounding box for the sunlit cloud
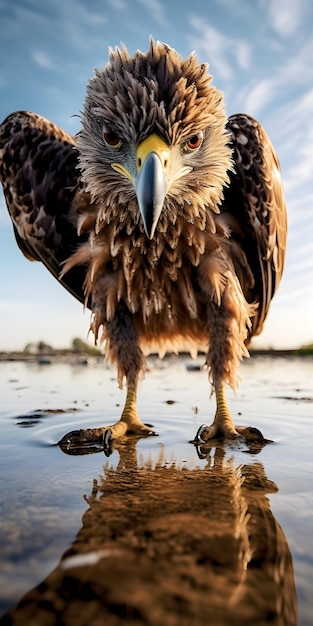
[268,0,307,36]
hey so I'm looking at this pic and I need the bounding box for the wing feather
[1,110,287,339]
[223,114,287,337]
[0,110,91,305]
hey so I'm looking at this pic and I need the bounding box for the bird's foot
[192,421,270,458]
[59,382,158,455]
[191,386,267,448]
[58,418,157,456]
[192,422,265,444]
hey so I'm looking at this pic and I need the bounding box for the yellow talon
[193,385,264,443]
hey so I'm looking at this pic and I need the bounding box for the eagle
[0,41,287,452]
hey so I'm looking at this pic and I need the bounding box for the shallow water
[0,355,312,625]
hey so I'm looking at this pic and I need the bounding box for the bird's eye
[103,129,122,149]
[184,131,204,153]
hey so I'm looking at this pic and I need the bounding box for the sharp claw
[58,430,105,456]
[192,423,209,444]
[143,423,158,437]
[248,427,264,440]
[59,427,109,456]
[236,426,266,441]
[102,428,113,456]
[58,430,83,446]
[194,445,208,460]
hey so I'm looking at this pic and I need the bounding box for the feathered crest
[80,39,226,145]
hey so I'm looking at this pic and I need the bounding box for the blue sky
[0,0,312,351]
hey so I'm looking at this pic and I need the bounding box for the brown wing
[223,114,287,338]
[0,110,91,306]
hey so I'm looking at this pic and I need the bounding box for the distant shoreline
[0,347,312,363]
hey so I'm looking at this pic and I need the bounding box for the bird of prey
[0,41,287,452]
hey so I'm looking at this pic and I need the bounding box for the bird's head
[77,40,233,239]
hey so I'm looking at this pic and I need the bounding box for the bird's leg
[71,378,155,447]
[59,378,155,453]
[117,380,155,437]
[194,385,264,443]
[196,385,239,440]
[193,292,265,444]
[59,304,156,452]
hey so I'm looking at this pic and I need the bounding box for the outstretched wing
[223,113,287,338]
[0,110,91,306]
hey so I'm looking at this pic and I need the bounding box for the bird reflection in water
[1,444,296,626]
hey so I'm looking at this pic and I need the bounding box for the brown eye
[103,129,122,148]
[185,131,204,152]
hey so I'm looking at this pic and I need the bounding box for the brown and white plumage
[0,41,287,450]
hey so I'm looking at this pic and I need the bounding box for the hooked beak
[135,134,169,239]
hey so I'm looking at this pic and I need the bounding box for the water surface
[0,355,312,625]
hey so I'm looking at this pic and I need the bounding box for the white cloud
[230,35,313,118]
[188,18,251,82]
[268,0,307,36]
[236,40,250,71]
[289,134,313,187]
[107,0,127,9]
[266,88,313,193]
[136,0,166,26]
[296,87,313,113]
[12,1,107,59]
[276,37,313,89]
[240,78,274,117]
[31,49,56,70]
